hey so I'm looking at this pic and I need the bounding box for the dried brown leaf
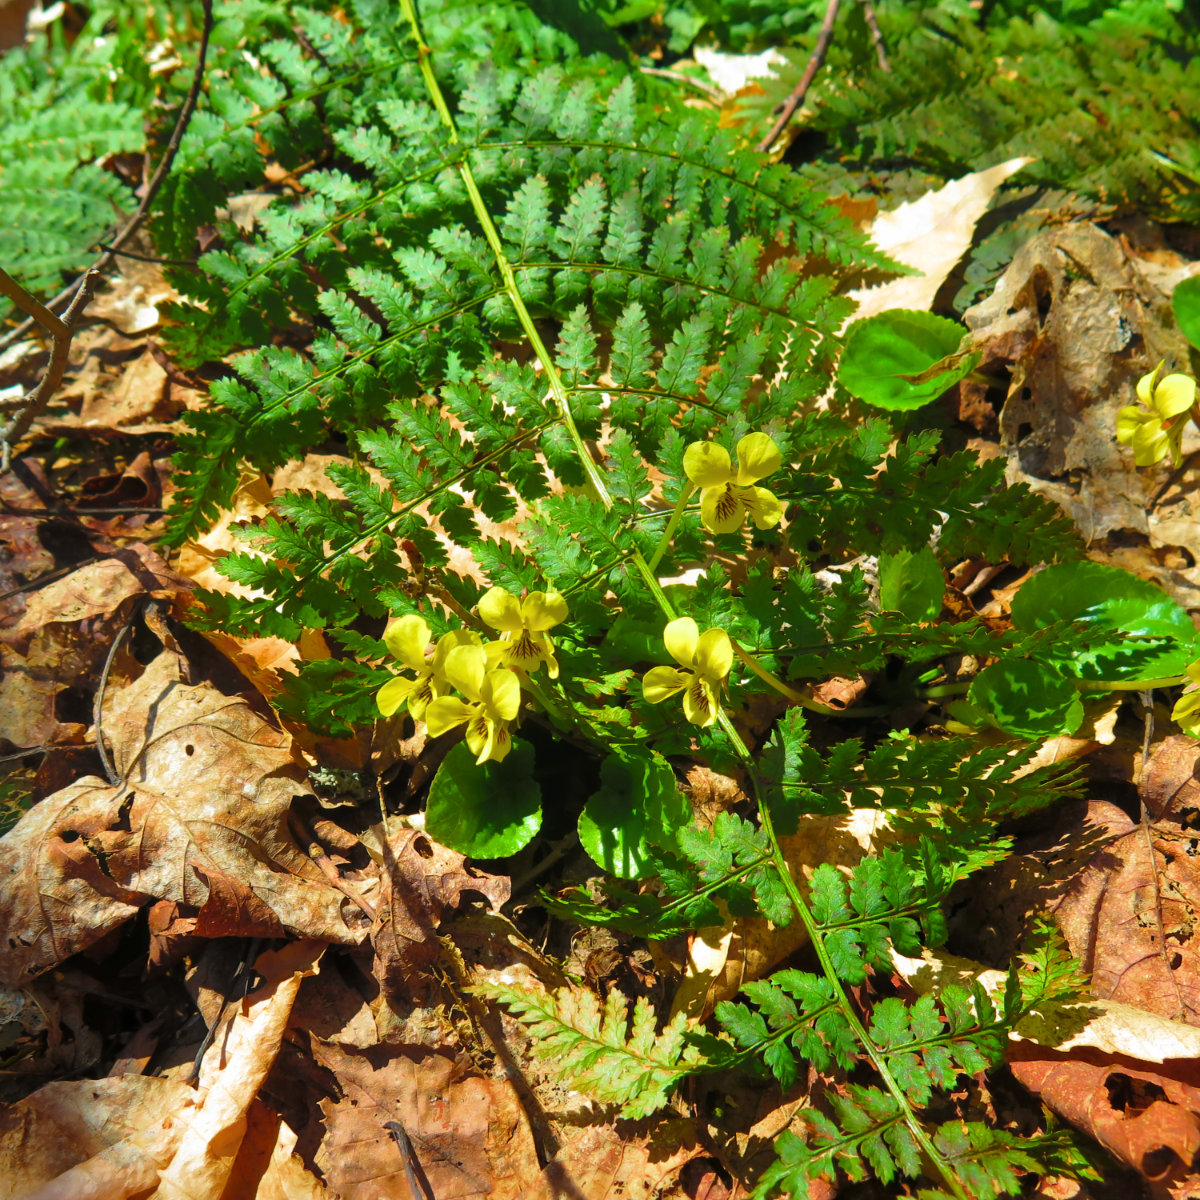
[372,826,510,994]
[0,649,370,986]
[0,1075,196,1200]
[1052,738,1200,1024]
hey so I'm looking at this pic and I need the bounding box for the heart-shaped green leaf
[838,310,979,411]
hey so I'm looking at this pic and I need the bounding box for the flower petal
[442,643,486,700]
[425,695,475,737]
[377,674,419,717]
[700,484,745,534]
[663,617,699,667]
[522,590,568,631]
[642,666,688,704]
[482,668,522,721]
[734,432,782,485]
[683,441,733,488]
[1116,405,1149,445]
[1131,421,1170,466]
[406,676,439,722]
[694,627,733,682]
[467,716,512,764]
[432,628,481,670]
[745,486,784,530]
[1154,373,1196,418]
[383,614,431,670]
[478,586,524,632]
[681,676,719,727]
[1137,363,1162,405]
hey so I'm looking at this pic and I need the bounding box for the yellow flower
[425,644,522,764]
[1172,661,1200,736]
[376,616,479,721]
[478,586,568,678]
[1116,362,1196,467]
[642,617,733,728]
[683,432,784,535]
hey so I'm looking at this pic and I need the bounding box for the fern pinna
[156,0,1095,1194]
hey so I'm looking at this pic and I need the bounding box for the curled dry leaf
[0,649,370,987]
[1052,736,1200,1025]
[846,157,1034,324]
[0,1075,197,1200]
[0,544,189,753]
[372,826,511,995]
[155,941,324,1200]
[1008,1048,1200,1196]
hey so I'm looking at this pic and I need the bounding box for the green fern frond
[470,977,705,1119]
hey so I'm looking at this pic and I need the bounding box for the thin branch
[858,0,891,72]
[94,616,135,787]
[0,267,101,470]
[756,0,841,155]
[638,64,723,104]
[0,0,214,355]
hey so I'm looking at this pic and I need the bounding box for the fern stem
[717,709,972,1200]
[395,0,693,627]
[1074,674,1186,692]
[646,482,695,573]
[731,642,836,713]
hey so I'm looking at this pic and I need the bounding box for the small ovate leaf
[579,747,690,879]
[838,310,978,411]
[1011,562,1200,681]
[878,546,944,621]
[1173,274,1200,352]
[968,659,1083,739]
[425,741,542,857]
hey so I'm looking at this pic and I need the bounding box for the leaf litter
[8,124,1200,1200]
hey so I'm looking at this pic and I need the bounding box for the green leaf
[1173,274,1200,352]
[878,546,943,621]
[579,747,690,879]
[968,660,1084,739]
[1011,562,1199,681]
[838,310,978,411]
[425,741,542,857]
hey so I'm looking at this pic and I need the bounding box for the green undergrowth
[725,0,1200,310]
[17,0,1200,1195]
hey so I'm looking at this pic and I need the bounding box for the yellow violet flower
[478,585,568,678]
[683,432,784,535]
[1116,362,1196,467]
[1172,661,1200,736]
[376,616,479,720]
[642,617,733,728]
[425,644,522,764]
[424,652,518,763]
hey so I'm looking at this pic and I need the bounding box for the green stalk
[716,710,971,1200]
[646,482,695,573]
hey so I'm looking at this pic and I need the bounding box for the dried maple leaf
[0,649,371,986]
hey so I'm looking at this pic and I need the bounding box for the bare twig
[0,0,214,356]
[0,267,101,470]
[858,0,891,72]
[638,65,723,104]
[756,0,841,154]
[384,1122,433,1200]
[94,612,137,787]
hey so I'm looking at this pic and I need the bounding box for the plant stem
[1074,674,1186,692]
[731,641,836,714]
[646,482,695,573]
[716,710,971,1200]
